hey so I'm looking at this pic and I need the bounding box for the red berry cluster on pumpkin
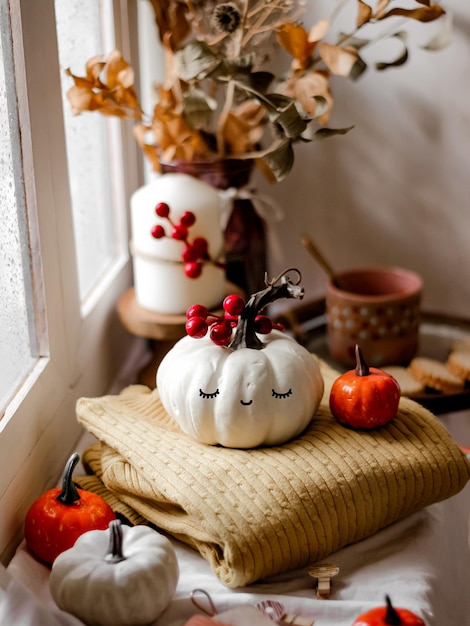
[150,201,222,279]
[185,294,283,347]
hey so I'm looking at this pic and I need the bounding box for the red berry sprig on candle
[185,294,284,347]
[150,202,223,279]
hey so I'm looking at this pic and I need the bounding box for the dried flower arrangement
[66,0,448,182]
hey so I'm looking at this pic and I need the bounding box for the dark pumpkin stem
[56,452,81,505]
[229,268,304,351]
[384,595,402,625]
[105,519,126,564]
[355,344,370,377]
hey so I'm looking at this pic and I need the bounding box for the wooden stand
[117,285,243,388]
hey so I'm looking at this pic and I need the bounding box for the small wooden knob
[308,564,340,600]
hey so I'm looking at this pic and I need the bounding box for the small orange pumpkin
[329,345,400,428]
[353,595,426,626]
[24,453,115,565]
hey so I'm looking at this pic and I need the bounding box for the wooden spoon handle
[300,234,337,283]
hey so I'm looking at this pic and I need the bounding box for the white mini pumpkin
[49,520,179,626]
[157,269,324,448]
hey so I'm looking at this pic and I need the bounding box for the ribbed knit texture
[75,361,470,588]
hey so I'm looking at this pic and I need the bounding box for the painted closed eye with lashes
[199,389,220,399]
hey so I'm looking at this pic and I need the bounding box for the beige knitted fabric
[75,362,470,588]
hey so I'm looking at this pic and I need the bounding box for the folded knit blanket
[75,361,470,588]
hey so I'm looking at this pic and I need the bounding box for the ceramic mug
[326,266,423,367]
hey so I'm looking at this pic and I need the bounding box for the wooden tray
[274,299,470,415]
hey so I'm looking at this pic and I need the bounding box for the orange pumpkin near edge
[24,452,115,565]
[353,595,426,625]
[329,345,401,429]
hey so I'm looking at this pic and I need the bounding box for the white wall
[258,1,469,317]
[138,1,469,317]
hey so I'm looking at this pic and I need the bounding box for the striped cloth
[75,361,470,588]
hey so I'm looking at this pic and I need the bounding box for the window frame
[0,0,143,563]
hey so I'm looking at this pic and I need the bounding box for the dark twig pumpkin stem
[355,344,370,377]
[105,520,126,564]
[229,268,304,350]
[56,452,81,505]
[384,595,402,625]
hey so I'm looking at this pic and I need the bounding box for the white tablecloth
[3,432,470,626]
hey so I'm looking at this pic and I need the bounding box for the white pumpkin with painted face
[157,329,324,448]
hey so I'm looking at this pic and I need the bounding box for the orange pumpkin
[24,453,115,565]
[353,595,426,625]
[330,345,400,428]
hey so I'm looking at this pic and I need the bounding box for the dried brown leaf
[162,143,196,163]
[93,95,135,118]
[319,43,366,79]
[65,50,142,120]
[168,2,192,50]
[145,0,172,42]
[216,100,265,156]
[152,107,208,157]
[133,124,162,172]
[276,23,317,70]
[357,0,373,27]
[146,0,191,50]
[313,126,354,140]
[117,66,135,90]
[234,100,266,129]
[375,32,409,70]
[65,69,94,91]
[154,85,183,113]
[66,85,96,115]
[378,5,445,23]
[374,0,391,19]
[283,71,334,125]
[105,50,130,86]
[223,112,263,155]
[308,19,331,44]
[85,56,106,81]
[134,109,211,171]
[66,81,124,117]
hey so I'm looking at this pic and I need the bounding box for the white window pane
[0,27,37,414]
[54,0,119,301]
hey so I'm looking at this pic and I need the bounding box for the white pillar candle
[130,173,226,315]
